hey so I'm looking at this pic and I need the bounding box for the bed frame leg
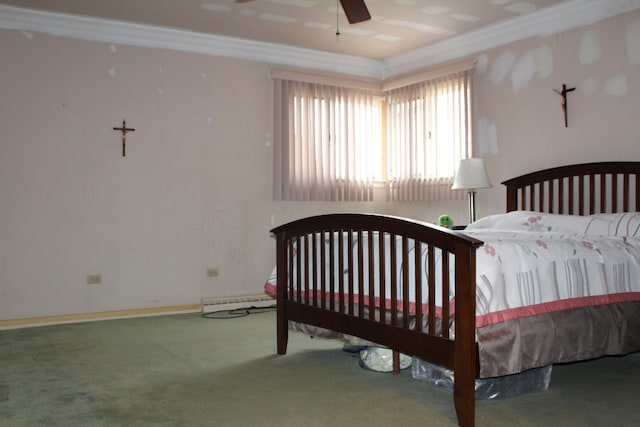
[454,381,475,427]
[392,350,400,376]
[275,234,289,355]
[276,303,288,355]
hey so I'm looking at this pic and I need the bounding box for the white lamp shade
[451,158,492,190]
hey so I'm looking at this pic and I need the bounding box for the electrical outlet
[206,268,219,277]
[86,274,102,285]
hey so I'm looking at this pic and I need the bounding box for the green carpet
[1,310,639,426]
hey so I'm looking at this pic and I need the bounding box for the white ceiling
[0,0,592,59]
[1,0,638,78]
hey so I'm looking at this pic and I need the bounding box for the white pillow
[466,210,640,237]
[466,211,588,233]
[583,212,640,237]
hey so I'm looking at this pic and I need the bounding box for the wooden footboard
[271,214,483,427]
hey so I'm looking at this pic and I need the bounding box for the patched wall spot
[579,30,601,65]
[604,75,628,96]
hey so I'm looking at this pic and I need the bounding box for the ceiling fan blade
[339,0,371,24]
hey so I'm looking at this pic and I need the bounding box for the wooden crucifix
[113,119,136,157]
[553,84,576,127]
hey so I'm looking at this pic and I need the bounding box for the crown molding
[383,0,640,78]
[1,0,638,80]
[0,4,384,79]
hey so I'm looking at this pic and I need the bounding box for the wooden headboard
[501,162,640,215]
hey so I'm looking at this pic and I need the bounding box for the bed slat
[368,231,375,320]
[442,250,450,340]
[390,232,398,327]
[427,245,436,336]
[402,237,410,329]
[378,231,386,322]
[414,241,423,333]
[347,230,354,316]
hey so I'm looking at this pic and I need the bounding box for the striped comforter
[467,211,640,326]
[265,211,640,328]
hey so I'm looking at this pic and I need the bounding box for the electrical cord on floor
[200,305,276,320]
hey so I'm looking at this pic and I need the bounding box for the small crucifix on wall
[113,119,136,157]
[553,84,576,128]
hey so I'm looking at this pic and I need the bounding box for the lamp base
[467,190,477,224]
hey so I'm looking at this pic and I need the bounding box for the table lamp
[451,158,492,224]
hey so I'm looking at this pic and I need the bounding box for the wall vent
[201,294,275,313]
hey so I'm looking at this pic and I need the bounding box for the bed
[265,161,640,427]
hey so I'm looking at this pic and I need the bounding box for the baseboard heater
[201,294,275,313]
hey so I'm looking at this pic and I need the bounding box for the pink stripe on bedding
[475,292,640,327]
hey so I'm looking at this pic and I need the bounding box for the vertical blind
[386,70,472,201]
[273,65,473,202]
[273,79,378,201]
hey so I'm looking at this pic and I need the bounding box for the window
[273,79,381,201]
[386,70,472,201]
[273,68,472,202]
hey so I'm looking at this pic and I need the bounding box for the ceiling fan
[234,0,371,24]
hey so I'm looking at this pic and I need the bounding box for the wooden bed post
[276,233,289,355]
[453,242,477,427]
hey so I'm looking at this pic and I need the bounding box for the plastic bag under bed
[411,357,552,399]
[357,347,412,372]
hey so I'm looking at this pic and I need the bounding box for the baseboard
[0,304,201,331]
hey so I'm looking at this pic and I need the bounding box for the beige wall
[1,10,639,321]
[0,29,387,321]
[0,31,278,319]
[472,10,640,219]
